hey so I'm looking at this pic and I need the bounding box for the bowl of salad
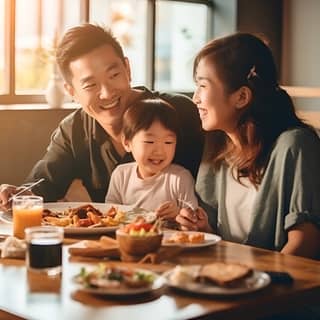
[116,217,163,258]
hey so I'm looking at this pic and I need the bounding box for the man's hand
[0,184,18,210]
[156,201,179,220]
[0,184,33,211]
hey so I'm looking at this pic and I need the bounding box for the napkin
[0,236,26,259]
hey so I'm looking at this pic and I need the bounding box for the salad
[74,263,155,289]
[121,217,162,236]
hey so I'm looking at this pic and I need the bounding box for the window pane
[155,1,209,91]
[90,0,147,86]
[0,0,5,94]
[61,1,81,31]
[15,0,81,94]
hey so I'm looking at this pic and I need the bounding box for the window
[0,0,5,94]
[154,1,209,91]
[90,0,148,88]
[0,0,213,105]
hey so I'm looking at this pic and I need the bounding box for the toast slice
[197,262,252,287]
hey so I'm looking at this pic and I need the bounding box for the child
[105,98,198,221]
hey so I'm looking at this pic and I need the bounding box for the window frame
[0,0,214,105]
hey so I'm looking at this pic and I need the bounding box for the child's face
[124,120,177,179]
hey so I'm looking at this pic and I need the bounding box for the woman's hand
[281,222,320,259]
[156,201,179,220]
[176,206,212,233]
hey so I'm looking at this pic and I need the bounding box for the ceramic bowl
[116,229,163,257]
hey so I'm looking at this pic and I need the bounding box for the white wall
[282,0,320,110]
[0,108,74,185]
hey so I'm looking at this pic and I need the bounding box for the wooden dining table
[1,222,320,320]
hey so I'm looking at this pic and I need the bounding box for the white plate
[164,266,271,296]
[73,267,167,296]
[0,211,12,224]
[162,231,221,248]
[0,202,157,235]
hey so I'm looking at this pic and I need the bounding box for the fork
[177,199,197,211]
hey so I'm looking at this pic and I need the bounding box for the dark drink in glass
[28,239,62,268]
[25,226,64,275]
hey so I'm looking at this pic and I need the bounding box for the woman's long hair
[194,33,310,187]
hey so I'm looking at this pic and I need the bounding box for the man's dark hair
[56,23,125,83]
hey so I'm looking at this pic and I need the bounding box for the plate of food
[162,230,221,248]
[0,210,12,224]
[0,202,157,235]
[164,262,271,296]
[73,263,167,296]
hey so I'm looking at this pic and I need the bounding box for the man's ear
[124,57,132,82]
[121,135,131,152]
[234,86,252,109]
[64,83,80,103]
[64,83,76,100]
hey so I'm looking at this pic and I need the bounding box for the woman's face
[193,57,241,133]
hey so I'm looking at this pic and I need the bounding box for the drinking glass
[25,226,64,276]
[12,195,43,239]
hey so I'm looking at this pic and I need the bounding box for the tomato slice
[133,223,153,231]
[123,222,153,233]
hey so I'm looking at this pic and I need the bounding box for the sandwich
[197,262,253,287]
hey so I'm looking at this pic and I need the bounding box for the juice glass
[12,195,43,239]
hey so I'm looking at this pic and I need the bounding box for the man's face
[65,44,133,130]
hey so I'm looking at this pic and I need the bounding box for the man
[0,24,203,208]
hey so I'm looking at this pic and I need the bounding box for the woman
[176,33,320,259]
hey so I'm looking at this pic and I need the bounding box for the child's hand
[156,201,179,220]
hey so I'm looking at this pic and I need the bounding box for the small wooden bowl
[116,229,163,258]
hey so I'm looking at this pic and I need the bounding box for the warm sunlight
[0,0,4,93]
[0,0,209,101]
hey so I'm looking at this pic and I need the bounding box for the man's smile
[100,97,120,110]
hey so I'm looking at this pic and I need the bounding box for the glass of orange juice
[12,195,43,239]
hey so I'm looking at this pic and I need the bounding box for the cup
[26,270,62,303]
[25,226,64,276]
[12,195,43,239]
[27,269,62,294]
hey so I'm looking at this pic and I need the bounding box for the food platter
[164,265,271,296]
[162,231,221,248]
[73,265,167,296]
[0,202,157,235]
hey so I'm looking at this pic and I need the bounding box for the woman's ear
[121,135,131,152]
[235,86,252,109]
